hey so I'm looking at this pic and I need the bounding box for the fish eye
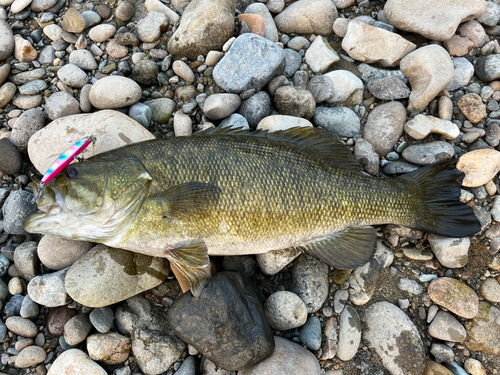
[66,167,78,178]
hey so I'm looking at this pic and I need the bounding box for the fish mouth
[23,185,66,234]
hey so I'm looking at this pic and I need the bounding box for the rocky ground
[0,0,500,374]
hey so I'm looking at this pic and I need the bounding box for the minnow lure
[32,135,96,204]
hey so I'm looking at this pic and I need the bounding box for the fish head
[24,156,153,241]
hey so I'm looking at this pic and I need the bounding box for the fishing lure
[32,135,96,204]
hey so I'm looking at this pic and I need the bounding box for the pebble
[367,76,410,100]
[213,33,285,93]
[172,60,195,84]
[0,20,14,61]
[237,14,266,37]
[307,75,336,103]
[320,317,338,360]
[81,10,101,29]
[167,0,235,60]
[220,113,250,130]
[428,277,479,319]
[238,336,321,375]
[291,255,328,313]
[5,294,23,316]
[20,295,38,319]
[314,106,360,137]
[428,310,467,342]
[362,101,406,156]
[447,57,475,91]
[430,343,455,363]
[0,138,23,175]
[68,49,98,71]
[428,235,470,268]
[464,358,487,375]
[477,1,500,27]
[337,306,361,361]
[169,272,273,371]
[348,258,383,305]
[400,45,454,109]
[89,306,114,333]
[479,277,500,303]
[88,24,116,42]
[45,91,81,120]
[404,114,460,140]
[458,93,487,123]
[145,0,179,24]
[61,8,86,33]
[425,361,455,375]
[173,110,192,137]
[15,346,46,368]
[342,19,415,67]
[19,80,47,95]
[37,235,93,271]
[384,0,487,41]
[47,349,106,375]
[86,332,131,365]
[106,39,129,59]
[298,316,321,350]
[144,98,176,124]
[13,35,37,62]
[136,11,169,43]
[465,301,500,355]
[10,107,45,154]
[115,2,135,22]
[274,86,315,119]
[43,24,63,41]
[27,268,71,307]
[65,245,168,308]
[0,82,17,108]
[56,63,89,88]
[402,141,455,165]
[256,248,301,275]
[46,305,77,337]
[323,70,363,105]
[203,93,241,120]
[11,94,43,109]
[129,102,152,128]
[245,3,279,43]
[399,278,423,295]
[264,291,308,330]
[475,54,500,82]
[456,149,500,187]
[438,96,454,121]
[364,301,426,374]
[8,277,23,295]
[457,20,490,48]
[13,241,38,281]
[333,289,349,314]
[131,60,159,86]
[275,0,336,35]
[354,138,379,175]
[444,35,474,57]
[5,316,37,337]
[2,190,38,235]
[304,36,340,74]
[64,314,92,346]
[89,76,142,109]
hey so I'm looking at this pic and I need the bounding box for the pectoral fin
[296,226,377,269]
[153,182,221,221]
[165,241,211,297]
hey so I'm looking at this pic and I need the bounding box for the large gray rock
[65,245,169,307]
[168,0,235,60]
[213,33,285,94]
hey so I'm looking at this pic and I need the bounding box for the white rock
[42,24,63,41]
[37,235,93,271]
[491,196,500,222]
[206,51,224,66]
[47,349,107,375]
[27,110,155,175]
[456,149,500,187]
[428,234,470,268]
[89,76,142,109]
[172,60,195,83]
[56,63,89,88]
[304,36,340,74]
[324,70,364,105]
[88,24,116,42]
[203,93,241,120]
[342,19,415,67]
[10,0,32,13]
[69,49,98,71]
[274,0,337,36]
[27,269,71,307]
[400,45,454,109]
[14,35,37,62]
[404,114,460,140]
[257,115,313,132]
[145,0,180,24]
[15,346,46,368]
[136,11,169,43]
[173,110,192,137]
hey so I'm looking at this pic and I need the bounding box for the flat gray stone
[313,106,360,137]
[402,141,455,165]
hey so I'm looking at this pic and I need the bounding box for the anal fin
[165,241,211,297]
[295,226,377,269]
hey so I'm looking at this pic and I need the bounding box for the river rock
[264,291,308,331]
[314,106,360,137]
[465,302,500,355]
[428,310,467,342]
[86,332,131,365]
[0,20,14,61]
[68,49,98,71]
[239,336,321,375]
[458,93,487,123]
[65,245,169,308]
[354,138,379,176]
[31,0,57,12]
[447,57,475,91]
[274,86,315,120]
[47,349,107,375]
[15,345,47,368]
[428,277,479,319]
[475,54,500,82]
[367,76,410,100]
[168,272,274,371]
[384,0,487,41]
[5,316,38,337]
[37,235,93,271]
[45,91,81,120]
[0,138,22,175]
[456,149,500,187]
[10,107,45,154]
[342,19,415,67]
[89,76,141,109]
[304,36,339,74]
[88,24,116,42]
[274,0,337,36]
[298,316,321,350]
[363,101,406,156]
[256,248,301,275]
[213,33,285,93]
[2,190,38,235]
[402,141,454,165]
[13,35,37,62]
[364,301,426,375]
[56,63,89,88]
[348,257,384,305]
[404,114,460,140]
[244,3,278,42]
[428,235,470,268]
[203,93,241,120]
[136,11,169,43]
[27,268,71,307]
[0,82,16,108]
[167,0,235,60]
[400,45,454,109]
[291,255,328,313]
[28,110,154,174]
[13,241,38,281]
[337,306,361,361]
[323,70,364,105]
[144,98,176,124]
[479,278,500,303]
[61,8,86,33]
[257,115,312,132]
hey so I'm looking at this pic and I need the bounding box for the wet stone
[168,272,274,371]
[428,277,479,319]
[291,255,329,313]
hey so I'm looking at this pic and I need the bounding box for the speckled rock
[456,149,500,187]
[45,91,81,120]
[0,138,22,175]
[10,107,45,154]
[65,245,169,308]
[400,45,454,109]
[291,255,328,313]
[2,190,38,235]
[274,86,315,120]
[402,142,455,165]
[56,63,89,88]
[354,138,379,176]
[479,278,500,303]
[27,268,71,307]
[136,11,169,43]
[465,302,500,355]
[61,8,86,33]
[458,93,487,123]
[367,76,410,100]
[167,0,235,60]
[15,345,47,368]
[428,277,479,319]
[264,291,308,331]
[86,332,131,365]
[5,316,38,337]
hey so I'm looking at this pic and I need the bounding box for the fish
[24,127,481,296]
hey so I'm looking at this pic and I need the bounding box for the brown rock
[443,35,474,57]
[0,63,10,86]
[96,4,111,19]
[465,302,500,355]
[13,35,37,62]
[106,39,129,59]
[457,149,500,187]
[428,277,479,319]
[115,2,135,23]
[237,14,265,37]
[274,86,316,120]
[46,306,78,337]
[457,20,489,48]
[0,138,23,175]
[61,8,86,33]
[86,333,131,365]
[424,360,454,375]
[458,93,486,123]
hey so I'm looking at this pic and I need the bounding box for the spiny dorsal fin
[196,126,362,173]
[295,226,377,269]
[152,182,221,221]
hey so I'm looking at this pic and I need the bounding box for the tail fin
[400,160,481,237]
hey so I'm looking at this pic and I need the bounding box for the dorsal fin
[196,126,362,173]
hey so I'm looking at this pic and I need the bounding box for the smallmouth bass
[24,127,480,295]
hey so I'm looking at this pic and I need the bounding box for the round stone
[428,277,479,319]
[86,333,131,365]
[0,138,23,175]
[264,291,308,331]
[15,346,47,368]
[89,76,142,109]
[458,93,487,123]
[203,93,241,120]
[274,86,315,120]
[37,235,93,271]
[47,349,107,375]
[479,278,500,303]
[5,316,38,337]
